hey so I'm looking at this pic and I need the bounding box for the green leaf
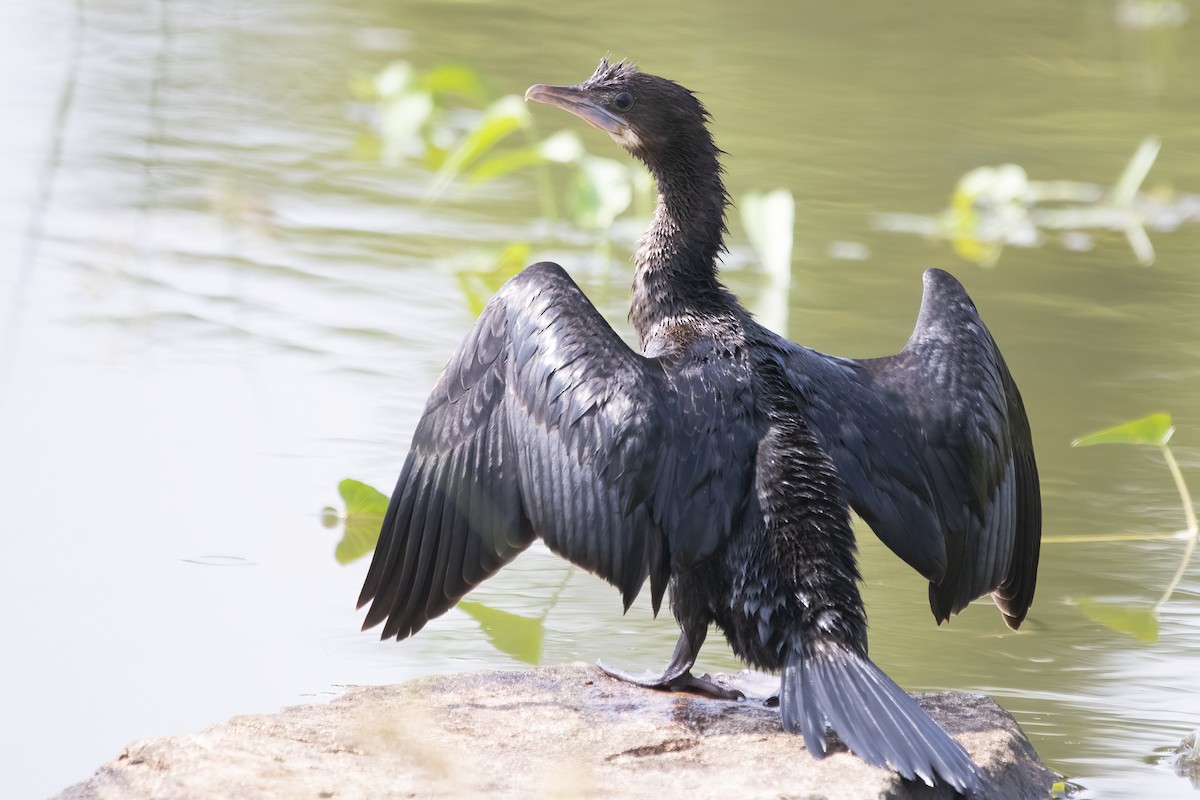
[428,95,531,198]
[457,601,544,664]
[1072,413,1174,448]
[1074,597,1159,643]
[334,479,389,565]
[469,130,585,184]
[339,478,389,514]
[468,147,547,183]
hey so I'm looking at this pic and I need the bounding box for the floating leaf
[457,601,544,664]
[1074,597,1159,643]
[1072,413,1174,448]
[334,479,390,565]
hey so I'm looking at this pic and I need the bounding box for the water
[2,1,1199,797]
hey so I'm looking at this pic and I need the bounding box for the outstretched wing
[358,262,672,640]
[785,269,1041,628]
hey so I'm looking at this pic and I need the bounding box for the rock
[57,662,1055,800]
[1168,730,1200,789]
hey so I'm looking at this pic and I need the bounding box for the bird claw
[597,661,744,700]
[691,672,746,701]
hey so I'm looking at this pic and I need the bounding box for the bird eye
[612,91,634,112]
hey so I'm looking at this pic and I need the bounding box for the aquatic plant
[352,60,793,295]
[872,137,1200,268]
[1063,413,1198,642]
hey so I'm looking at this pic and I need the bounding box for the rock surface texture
[58,662,1055,800]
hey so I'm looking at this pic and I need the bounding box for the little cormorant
[358,59,1041,794]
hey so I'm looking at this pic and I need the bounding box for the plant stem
[537,566,576,623]
[1042,531,1189,544]
[1156,444,1198,608]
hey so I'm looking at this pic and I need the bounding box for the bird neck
[630,150,732,347]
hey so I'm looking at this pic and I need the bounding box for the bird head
[525,58,712,164]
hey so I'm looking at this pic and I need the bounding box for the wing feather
[359,262,675,639]
[786,269,1041,628]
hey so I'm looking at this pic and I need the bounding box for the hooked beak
[524,84,627,135]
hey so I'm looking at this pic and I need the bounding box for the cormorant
[358,58,1040,794]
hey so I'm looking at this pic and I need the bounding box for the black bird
[358,59,1040,794]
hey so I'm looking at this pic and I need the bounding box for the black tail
[779,641,983,795]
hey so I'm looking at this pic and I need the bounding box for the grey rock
[1168,729,1200,789]
[57,662,1055,800]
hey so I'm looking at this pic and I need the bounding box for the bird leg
[597,630,744,701]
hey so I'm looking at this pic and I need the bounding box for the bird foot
[597,661,745,700]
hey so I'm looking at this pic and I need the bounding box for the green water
[2,1,1198,797]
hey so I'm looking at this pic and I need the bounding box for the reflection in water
[181,555,257,567]
[0,0,85,390]
[1063,413,1199,650]
[3,1,1200,798]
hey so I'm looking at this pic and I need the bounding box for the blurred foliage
[456,242,531,318]
[351,59,793,313]
[740,188,794,335]
[873,137,1200,268]
[352,59,653,236]
[1065,413,1198,642]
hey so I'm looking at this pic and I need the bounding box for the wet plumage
[358,58,1041,795]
